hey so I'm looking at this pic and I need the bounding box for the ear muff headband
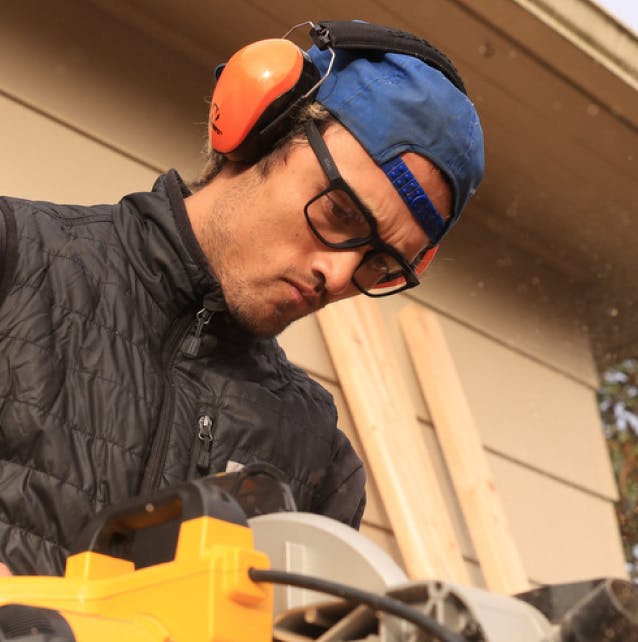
[311,20,466,95]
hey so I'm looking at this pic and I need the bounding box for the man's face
[192,122,452,338]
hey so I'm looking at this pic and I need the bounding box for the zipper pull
[197,414,214,474]
[183,306,213,357]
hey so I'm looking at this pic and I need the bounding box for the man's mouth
[284,279,322,310]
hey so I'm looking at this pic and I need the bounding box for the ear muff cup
[209,38,320,162]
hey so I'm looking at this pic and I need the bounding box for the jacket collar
[117,170,225,316]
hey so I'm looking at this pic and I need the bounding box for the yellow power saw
[0,466,636,642]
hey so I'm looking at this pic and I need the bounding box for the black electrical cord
[248,567,467,642]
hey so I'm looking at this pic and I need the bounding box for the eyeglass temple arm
[303,120,341,182]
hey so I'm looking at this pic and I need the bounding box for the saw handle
[71,477,248,568]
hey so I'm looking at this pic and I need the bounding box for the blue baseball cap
[307,45,485,244]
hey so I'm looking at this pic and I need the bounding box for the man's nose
[311,249,365,297]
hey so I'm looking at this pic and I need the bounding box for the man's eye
[361,252,404,282]
[367,254,391,274]
[359,252,392,275]
[326,195,359,223]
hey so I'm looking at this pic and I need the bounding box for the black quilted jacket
[0,170,365,575]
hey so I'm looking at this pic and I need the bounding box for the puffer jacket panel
[0,196,174,573]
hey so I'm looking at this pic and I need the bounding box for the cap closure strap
[381,157,446,244]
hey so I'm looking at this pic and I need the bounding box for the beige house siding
[0,0,208,186]
[0,94,157,204]
[1,0,628,590]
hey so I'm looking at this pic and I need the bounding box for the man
[0,21,483,575]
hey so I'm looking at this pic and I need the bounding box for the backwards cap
[307,36,484,243]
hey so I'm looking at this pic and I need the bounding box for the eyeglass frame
[302,119,432,297]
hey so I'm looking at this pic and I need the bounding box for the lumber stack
[317,298,530,594]
[317,298,469,583]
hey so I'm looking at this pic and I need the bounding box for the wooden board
[399,305,530,594]
[316,298,469,583]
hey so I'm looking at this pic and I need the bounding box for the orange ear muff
[209,39,317,162]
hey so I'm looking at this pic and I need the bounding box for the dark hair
[190,102,334,191]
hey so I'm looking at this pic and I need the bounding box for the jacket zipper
[195,414,214,475]
[183,305,214,357]
[139,302,214,495]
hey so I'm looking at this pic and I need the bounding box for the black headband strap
[309,20,467,95]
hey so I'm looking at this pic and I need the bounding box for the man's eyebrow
[356,188,425,264]
[350,185,377,219]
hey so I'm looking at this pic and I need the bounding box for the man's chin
[227,301,305,339]
[234,316,288,340]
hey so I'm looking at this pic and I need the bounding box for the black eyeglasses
[303,120,423,297]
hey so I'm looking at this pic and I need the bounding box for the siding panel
[410,216,599,387]
[435,312,618,499]
[0,95,156,202]
[489,454,627,583]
